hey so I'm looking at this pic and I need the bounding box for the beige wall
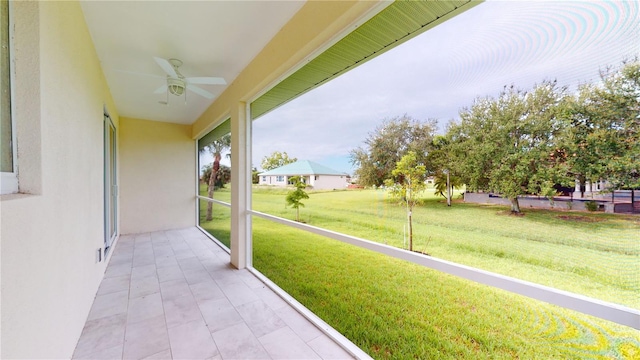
[119,117,195,234]
[0,1,120,358]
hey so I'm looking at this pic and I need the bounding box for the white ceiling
[80,1,306,125]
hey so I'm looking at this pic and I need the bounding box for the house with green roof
[258,160,349,190]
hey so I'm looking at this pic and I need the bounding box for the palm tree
[200,134,231,221]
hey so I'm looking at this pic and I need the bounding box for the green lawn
[199,185,640,359]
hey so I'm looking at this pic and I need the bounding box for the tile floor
[73,228,355,360]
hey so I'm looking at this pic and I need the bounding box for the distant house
[258,160,348,190]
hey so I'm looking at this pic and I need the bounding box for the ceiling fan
[152,57,226,100]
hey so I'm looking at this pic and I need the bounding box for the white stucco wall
[119,117,196,234]
[0,2,120,358]
[259,175,288,186]
[310,175,347,190]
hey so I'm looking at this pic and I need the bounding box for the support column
[230,102,252,269]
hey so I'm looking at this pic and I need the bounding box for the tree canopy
[350,59,639,213]
[285,176,309,222]
[384,151,426,251]
[350,115,436,187]
[446,82,570,212]
[261,151,297,171]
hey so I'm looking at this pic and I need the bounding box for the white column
[230,102,252,269]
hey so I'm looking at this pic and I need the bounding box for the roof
[259,160,346,176]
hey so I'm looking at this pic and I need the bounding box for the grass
[198,185,640,358]
[253,219,639,359]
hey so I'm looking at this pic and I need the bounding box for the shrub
[585,200,598,212]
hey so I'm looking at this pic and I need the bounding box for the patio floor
[73,228,355,359]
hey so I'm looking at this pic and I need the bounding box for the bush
[585,200,598,212]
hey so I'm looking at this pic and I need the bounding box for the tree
[252,167,260,184]
[350,115,436,187]
[202,134,231,221]
[201,164,231,189]
[285,176,309,222]
[433,171,462,205]
[426,135,462,205]
[448,82,570,213]
[261,151,297,171]
[559,59,640,201]
[589,59,640,192]
[384,151,426,252]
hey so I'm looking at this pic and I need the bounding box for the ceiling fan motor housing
[167,77,186,96]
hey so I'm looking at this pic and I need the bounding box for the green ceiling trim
[198,118,230,152]
[250,0,479,120]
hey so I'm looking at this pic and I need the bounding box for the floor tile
[236,300,286,338]
[77,228,358,360]
[155,255,179,269]
[259,327,321,360]
[212,268,243,287]
[153,245,174,257]
[237,270,265,289]
[132,255,156,268]
[73,343,123,360]
[183,269,213,285]
[109,253,134,267]
[253,286,289,312]
[190,280,225,304]
[198,298,244,333]
[73,313,126,358]
[275,306,323,343]
[307,335,354,360]
[131,264,157,279]
[163,292,202,329]
[97,275,131,296]
[159,278,191,302]
[128,292,164,325]
[168,319,219,359]
[150,231,169,243]
[174,248,196,260]
[157,265,185,283]
[219,281,259,307]
[177,256,204,272]
[123,315,170,360]
[130,274,160,299]
[140,349,172,359]
[211,322,270,360]
[105,262,133,279]
[88,290,129,321]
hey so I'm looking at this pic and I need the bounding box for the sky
[236,1,639,174]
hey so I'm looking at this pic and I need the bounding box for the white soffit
[80,1,306,125]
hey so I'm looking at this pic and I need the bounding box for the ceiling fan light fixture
[167,77,186,96]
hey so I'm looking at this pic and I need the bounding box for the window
[262,176,266,181]
[314,175,319,180]
[276,176,284,182]
[0,0,16,194]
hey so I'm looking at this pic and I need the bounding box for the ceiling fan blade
[153,56,178,78]
[154,84,167,94]
[187,84,214,99]
[187,77,227,85]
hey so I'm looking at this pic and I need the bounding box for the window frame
[0,0,16,195]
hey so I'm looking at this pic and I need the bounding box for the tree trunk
[408,210,413,251]
[509,197,521,213]
[206,154,221,221]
